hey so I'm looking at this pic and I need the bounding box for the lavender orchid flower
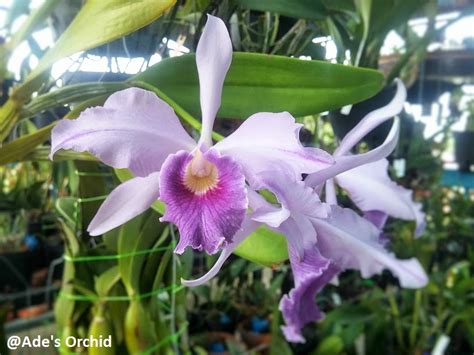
[306,79,426,236]
[254,170,427,342]
[183,82,428,343]
[49,15,332,255]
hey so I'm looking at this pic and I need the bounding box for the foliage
[54,162,186,354]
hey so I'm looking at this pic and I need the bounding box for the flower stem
[388,290,405,349]
[409,289,422,348]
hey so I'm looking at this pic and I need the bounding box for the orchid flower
[182,82,428,343]
[254,170,428,342]
[306,79,426,236]
[49,15,332,255]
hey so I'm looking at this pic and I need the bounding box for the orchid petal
[278,214,317,261]
[252,206,291,228]
[336,159,426,235]
[214,112,334,186]
[280,245,339,343]
[312,206,428,288]
[51,88,196,177]
[159,149,248,255]
[252,171,328,259]
[305,118,400,188]
[247,188,272,210]
[196,15,233,146]
[324,178,337,205]
[364,210,388,230]
[257,171,329,219]
[88,172,161,236]
[335,79,406,156]
[181,217,260,287]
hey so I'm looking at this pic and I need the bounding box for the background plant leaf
[134,53,384,119]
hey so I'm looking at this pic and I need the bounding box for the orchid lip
[159,149,248,255]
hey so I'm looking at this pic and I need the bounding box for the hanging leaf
[0,123,54,164]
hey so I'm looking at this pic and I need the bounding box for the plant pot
[454,131,474,172]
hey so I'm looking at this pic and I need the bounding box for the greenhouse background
[0,0,473,354]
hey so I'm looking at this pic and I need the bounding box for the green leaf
[0,100,19,142]
[116,210,165,294]
[134,53,383,119]
[75,161,110,235]
[22,82,128,119]
[95,266,121,298]
[311,335,344,355]
[234,226,288,266]
[56,197,79,229]
[235,0,327,21]
[1,88,110,163]
[14,0,176,101]
[0,123,54,164]
[354,0,372,65]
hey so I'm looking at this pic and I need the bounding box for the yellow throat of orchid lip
[183,150,219,195]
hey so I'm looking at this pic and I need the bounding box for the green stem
[409,289,422,347]
[388,291,405,349]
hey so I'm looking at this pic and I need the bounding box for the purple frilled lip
[159,148,248,255]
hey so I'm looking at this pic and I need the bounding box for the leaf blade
[135,53,384,119]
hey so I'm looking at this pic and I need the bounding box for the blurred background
[0,0,473,354]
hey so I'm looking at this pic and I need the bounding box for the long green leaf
[0,123,54,164]
[134,53,383,119]
[22,82,128,119]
